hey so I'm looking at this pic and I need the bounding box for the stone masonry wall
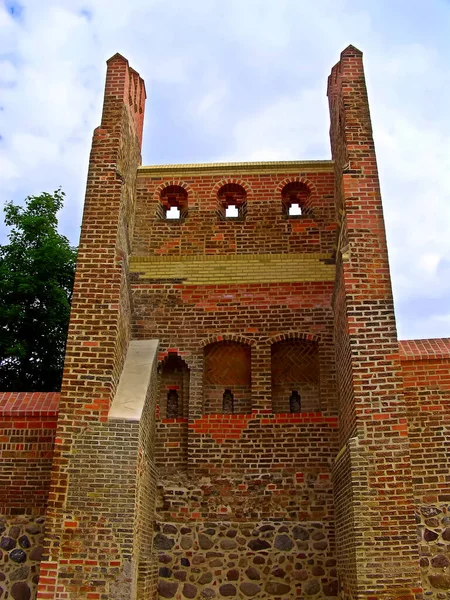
[0,393,59,598]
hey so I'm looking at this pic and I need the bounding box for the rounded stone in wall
[442,528,450,541]
[201,588,216,598]
[245,567,260,580]
[220,538,237,550]
[8,527,21,540]
[431,554,450,568]
[10,566,30,582]
[293,526,309,541]
[227,569,239,581]
[274,534,293,551]
[11,582,31,600]
[312,540,328,551]
[424,529,439,542]
[429,574,450,590]
[219,584,236,597]
[10,549,27,563]
[158,581,178,598]
[0,573,5,581]
[248,539,270,551]
[163,524,177,535]
[210,559,223,567]
[154,534,175,550]
[18,536,31,549]
[182,583,197,599]
[24,523,40,535]
[198,573,212,585]
[0,537,16,551]
[304,579,321,596]
[159,554,172,564]
[29,546,43,562]
[421,506,441,517]
[240,582,261,597]
[198,534,214,550]
[181,536,193,550]
[265,581,291,595]
[271,567,286,578]
[419,557,429,568]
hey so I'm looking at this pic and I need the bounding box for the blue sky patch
[4,0,23,19]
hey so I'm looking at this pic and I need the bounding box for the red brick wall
[36,54,148,599]
[328,46,421,598]
[133,172,336,257]
[0,392,59,514]
[132,162,340,597]
[400,339,450,597]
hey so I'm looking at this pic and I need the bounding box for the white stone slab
[108,339,159,421]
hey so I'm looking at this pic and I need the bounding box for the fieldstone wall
[154,521,338,599]
[417,505,450,598]
[0,515,45,599]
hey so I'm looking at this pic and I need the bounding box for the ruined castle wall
[131,165,340,598]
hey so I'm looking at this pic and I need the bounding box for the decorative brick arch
[276,177,318,217]
[275,176,318,198]
[200,333,256,348]
[265,331,321,345]
[268,332,321,413]
[153,180,196,202]
[212,178,253,198]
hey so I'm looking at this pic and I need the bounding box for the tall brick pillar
[328,46,422,599]
[37,55,151,599]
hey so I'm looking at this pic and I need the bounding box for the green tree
[0,190,77,391]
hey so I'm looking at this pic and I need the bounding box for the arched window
[158,353,190,418]
[217,183,247,221]
[158,185,188,220]
[271,339,319,413]
[203,341,251,414]
[281,182,311,218]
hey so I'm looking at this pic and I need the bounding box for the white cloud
[0,0,449,340]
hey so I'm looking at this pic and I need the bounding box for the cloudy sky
[1,0,449,340]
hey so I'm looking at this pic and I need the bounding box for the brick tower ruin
[1,47,449,600]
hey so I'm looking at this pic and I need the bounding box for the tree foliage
[0,190,77,391]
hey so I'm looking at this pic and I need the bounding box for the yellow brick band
[130,253,335,285]
[137,159,333,177]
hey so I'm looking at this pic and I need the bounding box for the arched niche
[271,339,320,413]
[203,341,251,414]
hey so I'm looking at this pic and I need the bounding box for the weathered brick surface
[399,339,450,598]
[328,46,422,598]
[0,392,59,514]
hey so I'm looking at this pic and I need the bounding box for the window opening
[166,205,181,219]
[217,183,247,221]
[222,389,234,414]
[281,182,311,218]
[288,202,302,216]
[225,204,239,218]
[289,390,301,413]
[167,389,179,418]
